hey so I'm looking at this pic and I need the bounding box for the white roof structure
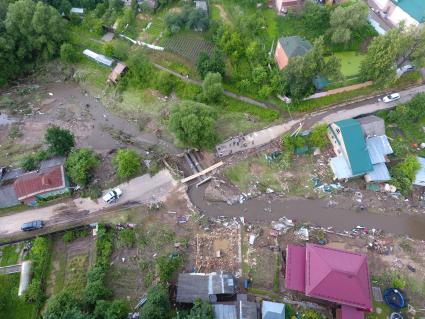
[262,301,285,319]
[414,157,425,186]
[70,7,84,14]
[83,49,114,67]
[366,136,393,165]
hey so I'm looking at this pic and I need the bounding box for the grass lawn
[0,274,37,319]
[0,244,21,266]
[225,155,283,192]
[333,51,365,77]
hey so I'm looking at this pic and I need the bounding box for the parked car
[382,93,400,103]
[102,187,123,204]
[21,220,44,232]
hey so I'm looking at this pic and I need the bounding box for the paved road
[0,170,177,236]
[216,84,425,156]
[152,63,275,109]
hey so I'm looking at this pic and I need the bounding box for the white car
[382,93,400,103]
[102,187,123,204]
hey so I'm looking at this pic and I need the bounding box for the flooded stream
[189,184,425,240]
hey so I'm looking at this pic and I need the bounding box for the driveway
[0,169,177,236]
[216,85,425,156]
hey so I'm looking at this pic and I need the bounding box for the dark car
[21,220,44,232]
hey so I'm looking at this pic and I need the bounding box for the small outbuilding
[261,301,285,319]
[414,157,425,186]
[195,0,208,12]
[274,36,312,70]
[357,115,386,137]
[108,62,128,83]
[83,49,114,67]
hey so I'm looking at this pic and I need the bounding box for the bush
[390,155,420,195]
[119,228,136,248]
[60,43,79,63]
[63,228,90,243]
[127,50,154,88]
[202,72,223,103]
[140,284,171,319]
[308,124,329,149]
[82,185,102,200]
[392,274,406,290]
[21,155,37,171]
[155,72,176,96]
[113,149,142,180]
[65,148,99,186]
[156,254,183,283]
[196,50,225,79]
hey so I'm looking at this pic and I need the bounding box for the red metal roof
[13,165,66,201]
[108,62,127,83]
[285,244,306,292]
[341,305,365,319]
[285,244,372,312]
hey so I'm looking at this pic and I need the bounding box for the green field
[333,51,365,77]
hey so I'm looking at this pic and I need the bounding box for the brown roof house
[13,164,70,206]
[275,0,303,14]
[274,36,312,70]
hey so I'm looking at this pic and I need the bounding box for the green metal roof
[335,119,373,175]
[278,36,312,58]
[392,0,425,23]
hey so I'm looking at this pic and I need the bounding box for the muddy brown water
[189,184,425,240]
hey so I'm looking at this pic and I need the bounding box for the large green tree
[65,148,99,186]
[140,284,171,319]
[174,299,214,319]
[169,101,218,149]
[196,50,225,79]
[329,0,368,45]
[282,37,341,101]
[45,127,75,156]
[0,0,65,84]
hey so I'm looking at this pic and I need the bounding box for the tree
[21,155,37,171]
[92,300,130,319]
[174,299,214,319]
[391,154,420,195]
[282,37,341,101]
[308,124,329,149]
[0,0,65,84]
[169,101,218,149]
[112,149,141,180]
[196,50,225,79]
[360,28,403,84]
[127,50,153,87]
[43,290,86,319]
[329,0,368,45]
[303,2,330,38]
[156,255,183,283]
[155,72,175,95]
[60,43,78,63]
[45,127,75,156]
[140,284,171,319]
[202,72,223,103]
[65,148,99,186]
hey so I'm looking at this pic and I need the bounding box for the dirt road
[216,84,425,156]
[0,169,177,236]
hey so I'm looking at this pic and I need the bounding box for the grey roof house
[0,167,23,208]
[176,272,236,304]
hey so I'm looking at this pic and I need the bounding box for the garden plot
[162,33,215,62]
[47,233,95,297]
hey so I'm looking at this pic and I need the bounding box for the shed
[176,272,236,304]
[364,163,391,183]
[108,62,127,83]
[102,32,115,42]
[213,304,237,319]
[238,294,258,319]
[70,7,84,14]
[83,49,114,67]
[39,157,66,171]
[195,0,208,12]
[357,115,385,137]
[0,184,20,208]
[262,301,285,319]
[366,136,393,164]
[414,157,425,186]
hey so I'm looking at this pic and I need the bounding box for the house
[285,244,372,319]
[195,0,208,12]
[328,117,393,181]
[328,119,374,179]
[370,0,425,27]
[108,62,127,83]
[176,272,236,304]
[275,0,302,14]
[13,164,70,206]
[274,36,312,70]
[0,167,24,209]
[262,301,285,319]
[83,49,114,67]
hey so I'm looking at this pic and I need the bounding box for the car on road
[103,187,123,204]
[382,93,400,103]
[21,220,44,231]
